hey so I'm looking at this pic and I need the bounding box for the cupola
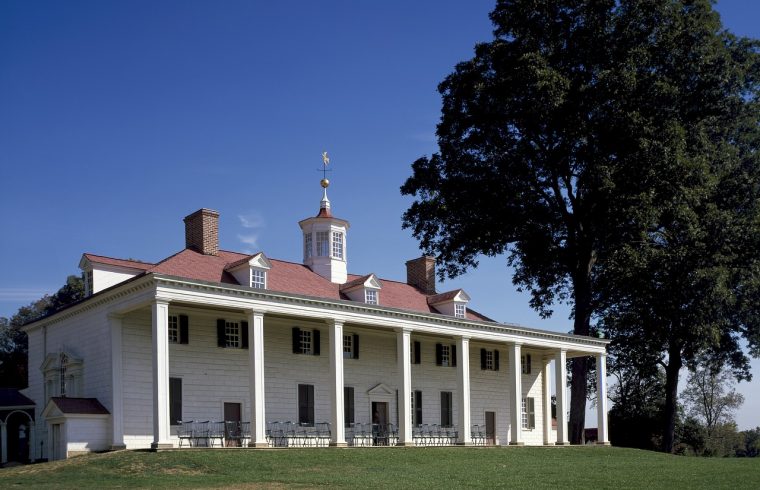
[298,153,350,284]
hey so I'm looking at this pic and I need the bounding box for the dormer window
[332,231,344,259]
[250,269,266,289]
[365,289,378,305]
[304,233,313,260]
[340,273,382,305]
[316,231,330,256]
[454,303,466,318]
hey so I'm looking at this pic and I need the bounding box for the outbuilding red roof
[83,253,154,270]
[49,397,110,415]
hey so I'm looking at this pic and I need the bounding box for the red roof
[92,247,492,321]
[50,397,109,414]
[83,253,154,271]
[427,289,464,304]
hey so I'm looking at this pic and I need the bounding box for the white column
[555,349,569,445]
[1,422,7,464]
[396,329,413,446]
[109,314,126,450]
[456,336,472,444]
[328,319,346,446]
[596,353,610,445]
[508,343,523,445]
[542,357,554,445]
[151,300,171,450]
[248,310,268,447]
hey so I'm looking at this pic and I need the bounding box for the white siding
[65,417,110,455]
[91,266,140,294]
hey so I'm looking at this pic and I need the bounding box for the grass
[1,446,759,489]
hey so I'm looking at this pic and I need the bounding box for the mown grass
[1,446,758,489]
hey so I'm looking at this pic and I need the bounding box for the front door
[371,402,389,445]
[485,411,496,446]
[224,402,242,447]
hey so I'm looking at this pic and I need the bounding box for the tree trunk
[662,342,682,453]
[569,262,593,444]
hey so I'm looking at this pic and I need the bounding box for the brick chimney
[184,208,219,256]
[406,256,436,294]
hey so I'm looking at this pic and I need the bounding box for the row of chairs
[412,424,459,446]
[266,421,332,447]
[178,420,251,448]
[346,423,398,446]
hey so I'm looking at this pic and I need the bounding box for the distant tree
[682,366,745,439]
[0,275,84,388]
[739,427,760,457]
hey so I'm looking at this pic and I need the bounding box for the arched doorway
[5,411,34,463]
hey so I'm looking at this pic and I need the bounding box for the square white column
[456,336,472,444]
[109,314,126,450]
[596,353,610,445]
[248,311,268,447]
[151,300,171,450]
[555,349,569,445]
[509,343,523,445]
[542,357,554,445]
[1,423,7,464]
[396,329,413,446]
[328,319,346,446]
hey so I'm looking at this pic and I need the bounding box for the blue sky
[1,0,758,430]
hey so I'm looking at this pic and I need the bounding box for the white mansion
[20,184,609,460]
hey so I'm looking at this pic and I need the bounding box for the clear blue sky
[1,0,757,430]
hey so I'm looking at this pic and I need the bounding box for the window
[59,353,68,396]
[298,384,315,426]
[365,289,378,305]
[411,341,421,364]
[304,233,312,259]
[85,270,94,296]
[480,349,500,371]
[413,390,423,425]
[170,378,182,425]
[250,269,266,289]
[435,343,456,367]
[522,397,536,429]
[225,321,241,348]
[440,391,453,427]
[454,303,466,318]
[316,231,330,256]
[344,387,355,426]
[43,352,83,400]
[343,334,359,359]
[521,354,532,374]
[168,315,179,343]
[332,231,344,259]
[292,327,321,355]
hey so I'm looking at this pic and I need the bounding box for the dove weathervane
[320,151,331,188]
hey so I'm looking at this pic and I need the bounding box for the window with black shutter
[241,320,249,349]
[413,341,421,364]
[298,384,315,426]
[292,328,321,355]
[179,314,189,344]
[169,377,182,425]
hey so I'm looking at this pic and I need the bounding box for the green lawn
[1,446,758,489]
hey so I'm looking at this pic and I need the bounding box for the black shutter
[480,348,487,370]
[353,334,359,359]
[298,384,315,425]
[241,321,249,349]
[179,315,189,344]
[413,341,421,364]
[344,387,355,426]
[313,329,321,355]
[494,350,500,371]
[414,391,422,425]
[526,354,532,374]
[169,377,182,425]
[217,319,226,348]
[451,345,457,367]
[292,327,301,354]
[435,343,442,366]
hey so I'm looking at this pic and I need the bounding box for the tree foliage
[401,0,760,445]
[682,366,745,438]
[0,275,84,388]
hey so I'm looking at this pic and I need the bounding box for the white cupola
[298,163,350,284]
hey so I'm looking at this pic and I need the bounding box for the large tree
[401,0,760,444]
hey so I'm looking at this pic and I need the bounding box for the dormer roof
[340,273,382,292]
[225,252,272,272]
[427,289,470,305]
